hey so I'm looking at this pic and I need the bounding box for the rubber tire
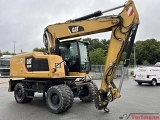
[138,82,142,85]
[46,85,71,114]
[14,82,31,103]
[79,82,96,102]
[59,85,74,110]
[151,79,157,86]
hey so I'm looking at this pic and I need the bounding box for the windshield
[59,41,80,72]
[79,42,88,63]
[63,42,78,64]
[79,42,90,71]
[59,40,90,72]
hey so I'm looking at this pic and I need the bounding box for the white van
[134,66,160,86]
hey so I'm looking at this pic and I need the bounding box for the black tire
[46,85,70,114]
[137,82,142,85]
[151,79,157,86]
[14,82,31,103]
[79,82,95,102]
[59,85,74,110]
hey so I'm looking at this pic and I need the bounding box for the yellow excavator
[8,0,139,114]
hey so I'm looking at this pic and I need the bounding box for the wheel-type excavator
[8,0,139,114]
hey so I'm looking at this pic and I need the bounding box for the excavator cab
[58,39,90,73]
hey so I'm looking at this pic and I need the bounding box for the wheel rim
[152,81,156,85]
[15,88,23,101]
[17,89,22,97]
[51,94,60,105]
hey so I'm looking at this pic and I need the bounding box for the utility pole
[13,41,16,54]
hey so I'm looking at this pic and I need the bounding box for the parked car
[134,65,160,86]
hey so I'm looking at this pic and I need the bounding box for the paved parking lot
[0,78,160,120]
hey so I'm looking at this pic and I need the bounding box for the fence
[90,65,129,80]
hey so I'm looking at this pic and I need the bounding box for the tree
[119,52,134,65]
[83,38,109,52]
[3,51,12,55]
[135,39,160,64]
[143,60,150,65]
[0,51,15,57]
[90,48,106,65]
[0,51,2,57]
[33,47,47,52]
[82,38,110,65]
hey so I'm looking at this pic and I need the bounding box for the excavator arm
[43,16,120,54]
[43,0,139,111]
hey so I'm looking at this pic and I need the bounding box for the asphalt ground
[0,78,160,120]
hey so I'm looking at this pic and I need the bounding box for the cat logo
[68,26,84,33]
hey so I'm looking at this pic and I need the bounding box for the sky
[0,0,160,53]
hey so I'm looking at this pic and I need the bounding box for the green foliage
[83,38,109,53]
[135,39,160,64]
[33,47,47,52]
[83,38,110,65]
[143,60,150,65]
[90,48,106,65]
[0,51,2,57]
[119,61,123,65]
[3,51,12,55]
[87,38,160,65]
[0,50,16,57]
